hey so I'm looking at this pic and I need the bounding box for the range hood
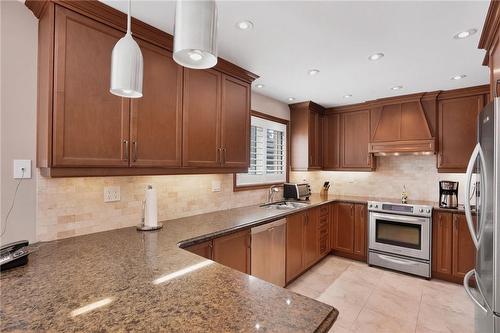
[368,93,437,155]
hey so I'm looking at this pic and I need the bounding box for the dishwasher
[251,219,286,287]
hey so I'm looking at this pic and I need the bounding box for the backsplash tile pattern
[291,155,469,203]
[37,173,267,241]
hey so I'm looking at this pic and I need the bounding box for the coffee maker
[439,181,459,208]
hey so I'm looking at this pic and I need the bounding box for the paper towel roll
[144,185,158,227]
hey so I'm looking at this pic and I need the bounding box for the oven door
[369,212,430,261]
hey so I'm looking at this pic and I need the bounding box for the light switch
[211,180,221,192]
[13,160,32,179]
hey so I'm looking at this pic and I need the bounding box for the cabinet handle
[123,140,129,161]
[367,154,370,165]
[222,147,226,165]
[132,141,138,162]
[208,242,213,259]
[216,148,221,164]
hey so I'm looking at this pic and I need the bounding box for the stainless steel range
[367,201,432,278]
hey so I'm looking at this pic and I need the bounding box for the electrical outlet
[104,186,120,202]
[13,160,32,179]
[211,180,221,192]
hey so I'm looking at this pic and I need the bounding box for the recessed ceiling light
[368,53,384,61]
[391,85,403,90]
[451,74,467,80]
[287,97,296,101]
[236,20,254,30]
[343,94,352,98]
[255,84,264,88]
[308,69,320,76]
[453,28,477,39]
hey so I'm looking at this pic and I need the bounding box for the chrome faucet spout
[267,185,281,204]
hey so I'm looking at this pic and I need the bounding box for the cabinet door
[438,95,484,172]
[220,75,250,168]
[212,230,251,274]
[452,214,476,280]
[303,208,319,268]
[182,68,221,167]
[332,203,355,254]
[354,204,367,259]
[53,6,129,167]
[341,110,372,169]
[323,113,340,169]
[286,212,305,283]
[432,211,453,276]
[130,41,182,167]
[185,240,212,260]
[308,111,323,169]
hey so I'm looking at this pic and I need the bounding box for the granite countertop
[1,194,342,332]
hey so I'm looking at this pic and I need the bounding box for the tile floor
[286,256,474,333]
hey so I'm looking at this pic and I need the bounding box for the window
[236,114,288,187]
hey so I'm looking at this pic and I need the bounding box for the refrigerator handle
[464,269,489,314]
[464,143,484,249]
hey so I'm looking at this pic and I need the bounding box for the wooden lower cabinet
[286,212,306,282]
[303,207,320,268]
[432,211,476,283]
[185,240,212,260]
[331,202,367,261]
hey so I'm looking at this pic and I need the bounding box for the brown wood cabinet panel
[452,214,476,280]
[438,95,484,172]
[182,68,222,167]
[323,113,340,169]
[332,203,355,254]
[309,111,323,169]
[354,204,367,259]
[185,240,212,260]
[212,230,251,274]
[221,75,250,168]
[341,110,373,169]
[130,41,182,167]
[432,211,453,276]
[53,6,130,167]
[303,208,319,268]
[286,212,305,282]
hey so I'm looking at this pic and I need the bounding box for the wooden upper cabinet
[130,41,182,167]
[323,113,340,169]
[286,212,305,282]
[438,90,486,172]
[452,214,476,280]
[212,229,251,274]
[332,203,355,254]
[340,110,374,170]
[182,68,222,168]
[289,101,324,171]
[220,75,250,168]
[53,6,129,167]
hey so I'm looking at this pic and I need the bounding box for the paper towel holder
[137,185,163,231]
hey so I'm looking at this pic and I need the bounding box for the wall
[291,155,469,204]
[0,0,38,245]
[251,92,290,120]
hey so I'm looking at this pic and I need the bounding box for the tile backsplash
[37,173,267,241]
[291,155,469,203]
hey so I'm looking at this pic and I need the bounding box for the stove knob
[426,209,431,213]
[419,208,424,213]
[369,204,372,208]
[375,205,379,209]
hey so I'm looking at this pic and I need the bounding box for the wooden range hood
[368,92,438,156]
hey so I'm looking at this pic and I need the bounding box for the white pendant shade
[110,0,143,98]
[173,0,218,69]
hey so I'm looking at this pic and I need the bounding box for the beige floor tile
[416,302,474,333]
[319,275,374,306]
[318,294,365,329]
[328,324,354,333]
[376,270,424,300]
[421,279,474,314]
[286,280,322,299]
[296,269,340,294]
[350,307,417,333]
[336,264,384,289]
[311,256,350,276]
[363,287,421,325]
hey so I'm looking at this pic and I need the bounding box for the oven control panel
[368,201,432,217]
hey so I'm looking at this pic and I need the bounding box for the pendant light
[173,0,218,69]
[110,0,143,98]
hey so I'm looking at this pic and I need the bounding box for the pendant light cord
[127,0,131,35]
[1,169,25,237]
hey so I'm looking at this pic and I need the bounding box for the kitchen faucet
[267,185,281,203]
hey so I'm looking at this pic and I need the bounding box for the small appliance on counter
[137,185,162,231]
[0,240,30,271]
[439,181,458,208]
[283,183,311,201]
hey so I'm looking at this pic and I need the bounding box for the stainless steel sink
[259,201,310,210]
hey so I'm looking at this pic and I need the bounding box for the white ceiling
[100,0,490,107]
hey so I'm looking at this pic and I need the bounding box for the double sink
[259,200,311,210]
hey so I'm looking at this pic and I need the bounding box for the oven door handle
[378,254,417,266]
[370,212,427,224]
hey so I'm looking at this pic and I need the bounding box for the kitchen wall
[0,0,38,245]
[291,155,468,204]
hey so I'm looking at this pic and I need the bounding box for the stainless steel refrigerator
[464,98,500,333]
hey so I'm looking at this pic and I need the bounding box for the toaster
[283,183,311,200]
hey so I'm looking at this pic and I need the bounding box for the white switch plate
[104,186,121,202]
[211,180,221,192]
[13,160,32,179]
